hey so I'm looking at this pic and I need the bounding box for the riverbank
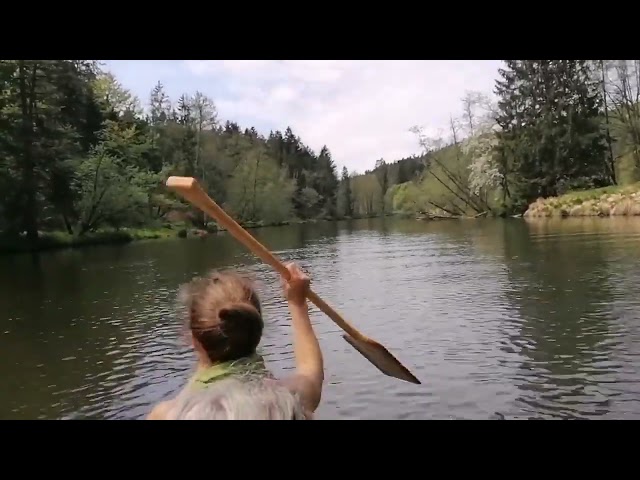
[0,227,179,254]
[0,217,346,255]
[523,182,640,218]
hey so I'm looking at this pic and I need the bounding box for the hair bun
[219,302,260,323]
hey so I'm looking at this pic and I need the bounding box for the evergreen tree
[341,166,353,217]
[494,60,608,208]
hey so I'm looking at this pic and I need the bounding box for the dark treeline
[2,60,639,250]
[0,60,346,246]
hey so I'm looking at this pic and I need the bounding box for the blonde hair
[178,270,264,363]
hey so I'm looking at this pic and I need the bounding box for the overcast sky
[104,60,503,173]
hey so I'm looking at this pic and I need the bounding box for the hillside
[345,60,640,218]
[2,60,640,255]
[0,61,342,251]
[346,134,639,220]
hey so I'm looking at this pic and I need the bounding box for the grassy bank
[0,217,343,255]
[524,182,640,218]
[0,227,181,254]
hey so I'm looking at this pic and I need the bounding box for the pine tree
[149,81,171,125]
[341,166,353,217]
[374,159,388,213]
[494,60,608,209]
[316,145,339,217]
[177,94,196,176]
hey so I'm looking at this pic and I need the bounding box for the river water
[1,217,639,420]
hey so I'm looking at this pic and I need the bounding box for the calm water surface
[1,217,640,420]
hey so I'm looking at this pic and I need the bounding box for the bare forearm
[281,263,325,413]
[288,301,324,382]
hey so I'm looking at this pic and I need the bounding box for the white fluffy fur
[165,377,308,420]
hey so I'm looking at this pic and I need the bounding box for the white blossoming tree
[459,91,504,205]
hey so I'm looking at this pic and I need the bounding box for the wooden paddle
[166,176,421,385]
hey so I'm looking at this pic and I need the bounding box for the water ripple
[1,218,640,419]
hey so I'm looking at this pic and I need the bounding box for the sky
[103,60,503,173]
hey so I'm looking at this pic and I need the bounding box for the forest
[359,60,640,219]
[1,60,639,252]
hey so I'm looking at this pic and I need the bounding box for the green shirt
[190,353,273,389]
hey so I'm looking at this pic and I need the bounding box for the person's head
[179,270,263,365]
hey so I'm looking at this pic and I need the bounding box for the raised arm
[281,263,325,415]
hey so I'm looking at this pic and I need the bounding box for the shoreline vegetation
[6,180,640,254]
[3,60,640,255]
[4,179,640,254]
[0,215,383,254]
[523,182,640,218]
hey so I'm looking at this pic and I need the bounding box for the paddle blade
[342,334,421,385]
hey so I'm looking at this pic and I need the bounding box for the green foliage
[0,60,341,248]
[494,60,610,211]
[4,59,639,250]
[389,182,425,214]
[372,60,640,219]
[524,181,640,217]
[337,166,353,217]
[341,156,424,218]
[225,146,295,224]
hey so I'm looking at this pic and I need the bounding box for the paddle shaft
[167,176,367,342]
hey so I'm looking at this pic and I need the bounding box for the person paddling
[146,262,324,420]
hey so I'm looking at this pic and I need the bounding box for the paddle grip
[166,176,366,341]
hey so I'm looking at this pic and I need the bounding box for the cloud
[182,60,502,173]
[107,60,503,172]
[180,60,503,172]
